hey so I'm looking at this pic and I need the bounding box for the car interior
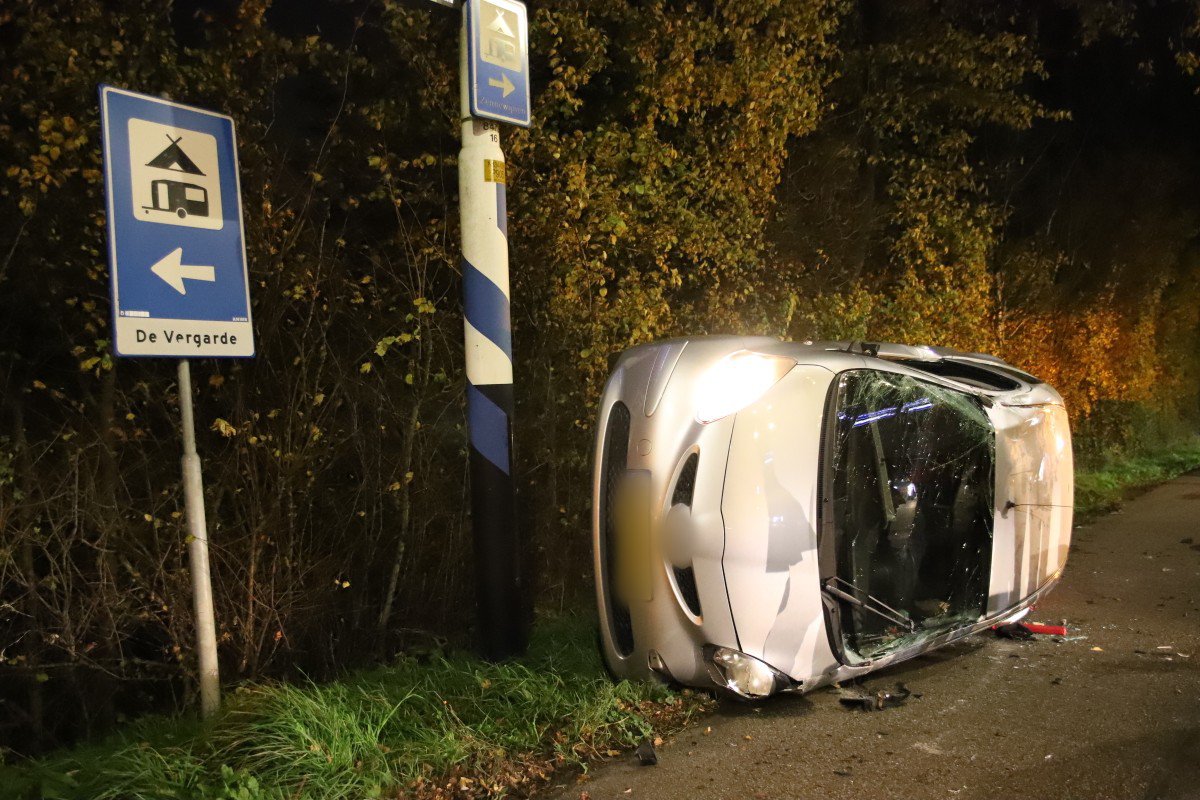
[822,368,996,663]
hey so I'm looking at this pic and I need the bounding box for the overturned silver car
[592,337,1073,698]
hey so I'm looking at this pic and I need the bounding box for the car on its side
[593,337,1073,698]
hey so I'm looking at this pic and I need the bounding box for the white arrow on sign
[488,73,516,98]
[150,247,216,295]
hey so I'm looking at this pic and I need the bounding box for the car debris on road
[992,620,1070,639]
[837,682,914,711]
[635,740,657,766]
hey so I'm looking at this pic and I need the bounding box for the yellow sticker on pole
[483,159,507,184]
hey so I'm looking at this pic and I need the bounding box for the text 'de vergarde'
[136,329,240,348]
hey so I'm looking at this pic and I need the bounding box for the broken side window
[823,369,995,664]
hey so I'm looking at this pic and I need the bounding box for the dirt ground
[545,472,1200,800]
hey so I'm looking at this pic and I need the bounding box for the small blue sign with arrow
[467,0,531,128]
[99,86,254,357]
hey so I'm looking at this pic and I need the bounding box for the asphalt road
[547,472,1200,800]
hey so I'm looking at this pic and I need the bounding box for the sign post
[176,359,220,716]
[100,86,254,716]
[433,0,530,658]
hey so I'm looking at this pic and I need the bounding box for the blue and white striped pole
[458,8,526,658]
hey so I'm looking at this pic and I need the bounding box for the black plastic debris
[635,739,658,766]
[993,622,1035,640]
[838,682,913,711]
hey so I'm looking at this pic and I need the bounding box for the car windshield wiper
[822,577,916,633]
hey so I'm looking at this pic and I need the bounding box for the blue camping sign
[467,0,531,128]
[99,86,254,357]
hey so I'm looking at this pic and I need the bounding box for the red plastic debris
[991,621,1069,638]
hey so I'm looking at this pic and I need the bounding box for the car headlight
[704,646,787,698]
[694,351,795,423]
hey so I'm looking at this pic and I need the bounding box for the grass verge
[6,440,1197,800]
[1,614,711,800]
[1075,438,1200,521]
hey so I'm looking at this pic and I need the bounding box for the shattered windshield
[824,369,995,664]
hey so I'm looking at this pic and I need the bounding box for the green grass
[1,615,710,800]
[1074,438,1200,520]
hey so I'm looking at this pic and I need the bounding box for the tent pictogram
[145,135,206,175]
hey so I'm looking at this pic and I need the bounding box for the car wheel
[177,208,187,218]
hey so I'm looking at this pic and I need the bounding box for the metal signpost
[428,0,531,658]
[100,86,254,716]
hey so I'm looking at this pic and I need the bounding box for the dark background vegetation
[1,0,1198,755]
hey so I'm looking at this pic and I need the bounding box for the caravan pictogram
[128,118,224,230]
